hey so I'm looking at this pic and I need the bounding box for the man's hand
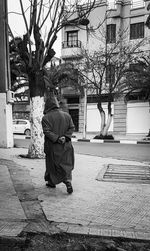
[58,136,66,144]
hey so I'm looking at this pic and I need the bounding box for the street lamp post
[0,0,14,147]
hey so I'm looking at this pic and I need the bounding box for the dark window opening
[106,64,115,84]
[67,31,78,47]
[63,96,79,104]
[87,94,114,103]
[69,109,79,132]
[106,24,116,43]
[130,22,144,40]
[67,97,79,104]
[126,92,148,101]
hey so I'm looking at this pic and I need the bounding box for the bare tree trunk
[97,101,105,135]
[97,101,113,137]
[27,95,45,158]
[102,114,113,136]
[101,101,113,136]
[100,110,105,132]
[27,70,45,158]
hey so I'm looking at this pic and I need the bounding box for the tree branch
[19,0,32,66]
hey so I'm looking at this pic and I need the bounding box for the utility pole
[0,0,14,147]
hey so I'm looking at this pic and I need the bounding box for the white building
[61,0,150,137]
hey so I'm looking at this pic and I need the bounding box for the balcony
[61,40,83,59]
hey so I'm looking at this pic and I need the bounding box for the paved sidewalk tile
[0,161,27,237]
[0,164,26,221]
[0,148,150,240]
[0,221,27,237]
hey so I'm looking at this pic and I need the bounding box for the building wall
[87,103,114,132]
[86,1,107,51]
[61,0,150,135]
[127,102,150,134]
[113,100,127,135]
[79,96,85,132]
[61,0,108,59]
[79,100,150,135]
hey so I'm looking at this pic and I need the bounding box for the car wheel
[24,129,31,136]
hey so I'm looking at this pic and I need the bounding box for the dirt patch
[1,233,150,251]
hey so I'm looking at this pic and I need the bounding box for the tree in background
[126,1,150,103]
[74,29,147,138]
[9,36,29,101]
[8,0,97,158]
[124,55,150,102]
[124,54,150,138]
[47,62,84,96]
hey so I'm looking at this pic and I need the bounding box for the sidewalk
[0,147,150,244]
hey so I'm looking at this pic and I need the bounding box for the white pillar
[83,87,87,139]
[0,93,14,148]
[0,0,14,148]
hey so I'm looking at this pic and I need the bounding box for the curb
[0,236,26,249]
[56,222,150,241]
[24,136,150,145]
[0,236,26,244]
[72,138,150,144]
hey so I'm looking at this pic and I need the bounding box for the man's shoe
[64,181,73,194]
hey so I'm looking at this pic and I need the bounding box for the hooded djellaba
[42,97,75,194]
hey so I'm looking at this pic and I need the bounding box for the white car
[13,119,31,136]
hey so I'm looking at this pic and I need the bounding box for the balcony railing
[131,0,145,9]
[62,40,82,49]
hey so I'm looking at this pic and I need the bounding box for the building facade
[61,0,150,137]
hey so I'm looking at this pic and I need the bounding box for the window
[106,64,115,84]
[67,31,78,47]
[18,120,27,125]
[87,94,114,103]
[130,22,144,40]
[66,96,79,104]
[106,24,116,43]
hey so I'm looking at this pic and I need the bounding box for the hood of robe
[43,97,59,114]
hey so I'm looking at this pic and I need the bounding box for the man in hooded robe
[42,97,75,194]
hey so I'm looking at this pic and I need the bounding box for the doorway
[69,109,79,132]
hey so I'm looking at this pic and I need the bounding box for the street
[73,141,150,163]
[14,135,150,163]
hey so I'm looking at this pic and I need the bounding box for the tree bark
[102,114,113,136]
[97,101,113,137]
[101,101,113,136]
[97,101,105,135]
[27,70,45,158]
[27,95,45,158]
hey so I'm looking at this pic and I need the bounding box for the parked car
[13,119,31,136]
